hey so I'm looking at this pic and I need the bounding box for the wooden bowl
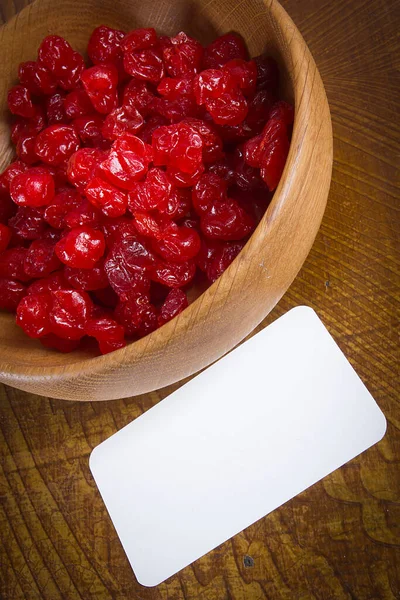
[0,0,332,401]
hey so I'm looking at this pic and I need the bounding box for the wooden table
[0,0,399,598]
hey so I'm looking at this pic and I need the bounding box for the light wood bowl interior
[0,0,333,400]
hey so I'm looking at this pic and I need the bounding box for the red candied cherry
[180,118,223,163]
[35,125,81,165]
[73,114,107,147]
[132,211,169,239]
[46,92,68,124]
[134,302,159,338]
[196,237,222,273]
[166,164,205,188]
[158,288,188,326]
[24,239,60,278]
[11,118,31,145]
[206,88,248,125]
[109,238,156,275]
[64,199,102,229]
[123,47,165,83]
[99,133,153,190]
[193,69,234,105]
[223,59,257,96]
[206,240,245,282]
[102,106,143,140]
[104,240,154,299]
[123,79,155,116]
[0,247,30,281]
[16,293,52,338]
[88,25,125,64]
[64,88,93,119]
[26,272,67,295]
[200,199,254,241]
[49,289,92,339]
[152,124,179,166]
[243,134,263,167]
[203,33,248,70]
[81,64,119,114]
[8,85,36,118]
[67,147,107,192]
[128,168,172,213]
[40,334,80,352]
[0,224,12,252]
[268,100,294,127]
[254,54,279,92]
[18,61,57,95]
[245,90,274,133]
[192,172,227,215]
[10,167,55,207]
[0,278,26,311]
[114,293,153,336]
[85,177,128,218]
[162,32,203,77]
[122,28,157,52]
[8,207,46,240]
[64,260,108,291]
[105,259,151,301]
[165,187,191,219]
[152,259,196,288]
[85,314,125,341]
[258,118,290,191]
[38,35,85,89]
[55,226,105,269]
[38,36,75,75]
[16,134,38,165]
[151,223,201,263]
[152,122,203,173]
[53,49,84,90]
[157,74,195,100]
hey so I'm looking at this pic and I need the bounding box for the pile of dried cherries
[0,27,293,354]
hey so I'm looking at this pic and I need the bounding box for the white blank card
[90,306,386,587]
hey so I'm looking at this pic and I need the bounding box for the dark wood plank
[0,0,399,598]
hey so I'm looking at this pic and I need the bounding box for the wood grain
[0,0,399,598]
[0,0,332,401]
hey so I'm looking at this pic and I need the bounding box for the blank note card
[89,306,386,587]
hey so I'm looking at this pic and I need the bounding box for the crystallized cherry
[10,168,55,207]
[81,64,119,114]
[49,288,92,339]
[158,288,188,326]
[55,226,105,268]
[0,27,292,355]
[16,293,52,338]
[35,125,81,165]
[88,25,126,65]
